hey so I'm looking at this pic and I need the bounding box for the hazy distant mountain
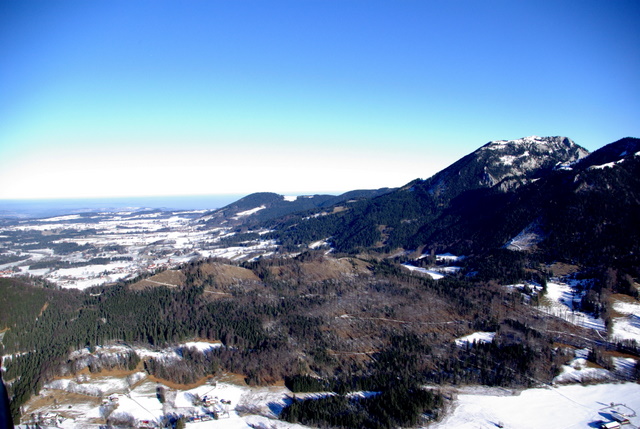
[198,188,395,228]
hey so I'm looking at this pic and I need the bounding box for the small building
[601,421,621,429]
[203,395,218,406]
[611,412,630,425]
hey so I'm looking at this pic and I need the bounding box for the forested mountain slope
[413,137,640,273]
[198,188,394,229]
[195,135,639,288]
[259,136,590,254]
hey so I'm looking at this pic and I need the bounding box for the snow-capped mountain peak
[482,136,586,155]
[478,136,588,187]
[421,136,589,197]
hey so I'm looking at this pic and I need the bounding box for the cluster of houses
[95,392,233,428]
[21,411,67,427]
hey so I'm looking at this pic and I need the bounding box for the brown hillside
[129,270,186,290]
[268,256,371,283]
[197,262,262,288]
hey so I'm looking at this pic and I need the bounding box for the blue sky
[0,1,638,199]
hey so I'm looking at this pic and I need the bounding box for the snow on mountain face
[422,136,589,198]
[481,136,588,165]
[478,136,588,188]
[233,205,266,218]
[484,135,571,150]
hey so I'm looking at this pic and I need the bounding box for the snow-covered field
[432,382,640,429]
[612,300,640,342]
[0,209,280,289]
[24,360,640,429]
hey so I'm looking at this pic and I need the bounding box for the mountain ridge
[203,136,639,278]
[417,135,588,197]
[257,136,591,253]
[198,188,395,228]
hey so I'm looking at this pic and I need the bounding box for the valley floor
[19,381,640,429]
[17,354,640,429]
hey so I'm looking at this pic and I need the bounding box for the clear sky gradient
[1,0,638,199]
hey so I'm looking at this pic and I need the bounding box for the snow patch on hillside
[200,239,277,261]
[499,151,530,166]
[45,375,133,397]
[233,205,266,218]
[309,238,330,249]
[538,281,606,332]
[179,341,223,354]
[589,158,626,170]
[401,264,445,280]
[455,332,495,347]
[529,277,640,343]
[436,253,464,262]
[402,253,463,280]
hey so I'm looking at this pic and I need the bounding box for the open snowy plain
[432,382,640,429]
[0,209,279,289]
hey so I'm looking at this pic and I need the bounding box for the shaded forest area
[1,252,638,425]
